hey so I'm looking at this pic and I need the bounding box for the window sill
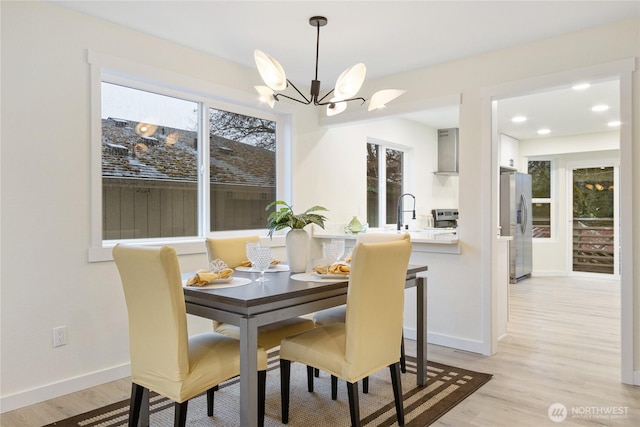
[88,238,207,262]
[88,233,286,262]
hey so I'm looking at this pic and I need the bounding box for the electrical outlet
[53,326,67,348]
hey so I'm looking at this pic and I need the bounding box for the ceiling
[53,0,638,139]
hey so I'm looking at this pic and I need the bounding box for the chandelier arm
[285,79,312,104]
[274,92,312,105]
[316,96,367,107]
[315,89,335,105]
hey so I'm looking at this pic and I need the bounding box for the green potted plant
[265,201,328,272]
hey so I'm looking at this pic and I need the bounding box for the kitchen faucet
[396,193,416,231]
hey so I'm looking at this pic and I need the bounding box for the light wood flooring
[2,275,638,426]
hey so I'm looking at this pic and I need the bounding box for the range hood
[434,128,459,175]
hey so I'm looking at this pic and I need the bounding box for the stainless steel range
[431,209,458,228]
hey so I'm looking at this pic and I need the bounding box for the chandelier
[254,16,405,116]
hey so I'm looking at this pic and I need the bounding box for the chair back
[113,244,190,382]
[344,235,411,377]
[205,236,260,268]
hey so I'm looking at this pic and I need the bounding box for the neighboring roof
[101,118,275,186]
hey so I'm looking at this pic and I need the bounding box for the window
[101,83,277,239]
[208,108,276,231]
[528,160,552,238]
[367,142,404,227]
[89,53,284,260]
[102,83,200,239]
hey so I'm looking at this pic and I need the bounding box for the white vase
[286,229,309,273]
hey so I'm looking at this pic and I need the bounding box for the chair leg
[400,334,407,373]
[128,383,145,427]
[390,362,405,426]
[174,401,188,427]
[346,381,361,427]
[362,376,369,394]
[331,375,338,400]
[258,369,267,427]
[280,359,291,424]
[206,387,215,416]
[306,365,315,392]
[314,367,320,377]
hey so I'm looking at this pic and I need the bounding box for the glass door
[571,166,617,275]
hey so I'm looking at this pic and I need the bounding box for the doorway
[487,58,634,383]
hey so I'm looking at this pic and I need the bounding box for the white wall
[295,118,461,347]
[520,132,620,276]
[295,118,457,228]
[1,2,638,410]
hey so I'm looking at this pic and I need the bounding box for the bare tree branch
[209,108,276,151]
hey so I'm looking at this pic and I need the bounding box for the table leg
[239,316,259,427]
[416,276,428,386]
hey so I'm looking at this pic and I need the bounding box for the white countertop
[313,227,459,245]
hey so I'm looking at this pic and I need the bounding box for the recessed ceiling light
[591,104,610,112]
[511,115,527,123]
[537,128,551,135]
[572,83,591,90]
[608,120,621,127]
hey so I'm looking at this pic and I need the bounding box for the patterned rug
[45,351,491,426]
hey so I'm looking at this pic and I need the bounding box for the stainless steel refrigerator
[500,172,532,283]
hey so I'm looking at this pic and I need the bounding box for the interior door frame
[566,160,620,279]
[483,58,635,384]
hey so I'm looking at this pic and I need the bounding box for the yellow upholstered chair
[113,244,268,427]
[313,233,410,378]
[279,238,412,426]
[205,237,315,350]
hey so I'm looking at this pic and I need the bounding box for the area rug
[46,351,491,426]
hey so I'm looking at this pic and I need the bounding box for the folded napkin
[238,259,280,268]
[313,263,350,275]
[187,268,234,286]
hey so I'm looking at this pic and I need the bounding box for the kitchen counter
[312,227,460,254]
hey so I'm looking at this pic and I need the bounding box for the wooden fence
[573,218,614,274]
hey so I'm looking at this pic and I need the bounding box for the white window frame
[367,138,413,228]
[566,159,620,279]
[87,51,290,261]
[528,158,555,241]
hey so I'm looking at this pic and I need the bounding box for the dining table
[181,264,428,427]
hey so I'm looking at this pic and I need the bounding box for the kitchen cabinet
[500,133,519,168]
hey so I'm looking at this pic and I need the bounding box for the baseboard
[0,363,131,413]
[403,327,485,355]
[531,271,567,277]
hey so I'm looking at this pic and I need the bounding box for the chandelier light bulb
[334,63,366,100]
[368,89,407,111]
[326,98,347,116]
[255,86,276,108]
[254,50,287,91]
